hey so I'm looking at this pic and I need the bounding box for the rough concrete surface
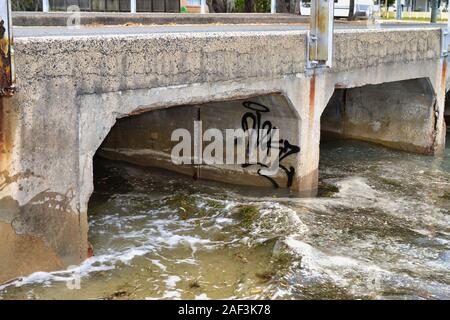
[0,27,447,283]
[99,94,301,189]
[322,79,438,153]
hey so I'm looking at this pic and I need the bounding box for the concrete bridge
[0,24,448,283]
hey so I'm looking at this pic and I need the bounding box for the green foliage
[254,0,270,12]
[12,0,41,11]
[234,0,270,13]
[235,0,245,12]
[386,0,396,6]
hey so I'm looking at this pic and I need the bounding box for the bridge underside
[322,78,439,154]
[0,28,447,283]
[98,94,301,189]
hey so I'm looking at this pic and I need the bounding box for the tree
[208,0,235,12]
[276,0,289,12]
[245,0,254,12]
[348,0,355,20]
[12,0,41,11]
[294,0,301,14]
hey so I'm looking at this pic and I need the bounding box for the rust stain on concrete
[10,190,86,264]
[292,167,318,197]
[0,97,16,173]
[0,11,14,96]
[0,98,4,163]
[0,189,89,283]
[0,222,63,284]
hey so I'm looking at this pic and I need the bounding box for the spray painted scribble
[240,101,300,188]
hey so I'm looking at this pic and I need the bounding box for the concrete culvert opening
[90,94,301,190]
[86,93,302,257]
[320,78,437,154]
[318,78,439,197]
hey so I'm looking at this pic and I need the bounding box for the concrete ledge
[13,12,309,26]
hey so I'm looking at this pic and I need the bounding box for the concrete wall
[321,78,438,154]
[0,27,447,283]
[99,94,301,188]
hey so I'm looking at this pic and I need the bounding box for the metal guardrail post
[43,0,50,12]
[131,0,137,13]
[431,0,438,23]
[201,0,206,14]
[0,0,14,96]
[308,0,334,68]
[271,0,276,13]
[395,0,402,20]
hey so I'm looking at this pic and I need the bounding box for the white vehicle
[300,0,374,19]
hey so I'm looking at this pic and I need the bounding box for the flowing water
[1,140,449,300]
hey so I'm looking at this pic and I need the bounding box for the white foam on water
[284,236,387,291]
[335,177,378,200]
[174,258,197,265]
[151,260,167,271]
[250,202,309,241]
[162,290,181,299]
[195,293,209,300]
[164,275,181,288]
[3,151,449,299]
[0,209,216,292]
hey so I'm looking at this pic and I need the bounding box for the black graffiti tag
[240,101,300,188]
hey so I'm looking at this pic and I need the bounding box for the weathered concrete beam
[322,78,439,154]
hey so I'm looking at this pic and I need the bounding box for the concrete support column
[284,75,334,196]
[0,81,88,284]
[434,58,448,154]
[130,0,137,13]
[42,0,50,12]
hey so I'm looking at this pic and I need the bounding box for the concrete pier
[0,27,447,283]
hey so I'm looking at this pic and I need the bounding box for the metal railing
[39,0,214,13]
[23,0,278,14]
[39,0,181,13]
